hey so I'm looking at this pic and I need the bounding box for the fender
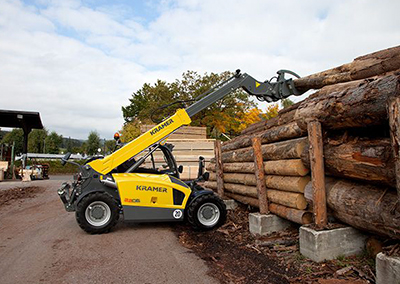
[187,188,215,205]
[75,185,120,206]
[75,169,121,206]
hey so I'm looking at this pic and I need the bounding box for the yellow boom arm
[89,108,191,174]
[88,69,304,175]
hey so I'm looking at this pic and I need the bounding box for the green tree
[86,131,101,156]
[1,129,24,154]
[45,131,63,154]
[281,98,294,109]
[80,142,87,155]
[122,71,257,138]
[104,139,116,154]
[120,121,141,143]
[66,137,73,153]
[28,129,48,153]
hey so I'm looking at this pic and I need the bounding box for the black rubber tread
[186,193,227,230]
[75,192,120,234]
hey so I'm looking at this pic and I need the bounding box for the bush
[19,159,86,175]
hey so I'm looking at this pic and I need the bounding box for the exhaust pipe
[101,178,117,189]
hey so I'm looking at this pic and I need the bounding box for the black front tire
[187,193,226,230]
[75,192,119,234]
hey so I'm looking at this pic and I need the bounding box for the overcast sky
[0,0,399,139]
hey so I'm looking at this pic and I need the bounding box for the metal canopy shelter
[0,109,44,154]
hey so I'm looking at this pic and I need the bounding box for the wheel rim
[197,203,220,227]
[85,201,111,227]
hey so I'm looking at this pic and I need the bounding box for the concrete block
[249,213,291,236]
[376,252,400,284]
[299,226,367,262]
[224,199,238,210]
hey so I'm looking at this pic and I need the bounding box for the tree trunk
[209,172,310,193]
[267,189,307,210]
[252,137,269,213]
[206,159,309,176]
[224,122,305,152]
[209,181,307,210]
[224,192,312,224]
[388,97,400,200]
[214,140,224,197]
[269,203,312,225]
[294,73,400,131]
[301,137,395,187]
[213,137,307,163]
[294,45,400,92]
[305,178,400,239]
[224,192,259,207]
[307,120,327,228]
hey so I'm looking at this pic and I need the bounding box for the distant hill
[61,137,84,149]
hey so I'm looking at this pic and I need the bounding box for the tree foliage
[264,103,279,120]
[45,131,63,154]
[281,98,294,109]
[120,121,141,143]
[86,131,101,156]
[122,71,257,138]
[1,129,24,154]
[28,129,48,153]
[104,139,116,154]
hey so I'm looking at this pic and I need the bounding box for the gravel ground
[0,177,218,284]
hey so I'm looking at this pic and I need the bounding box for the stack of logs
[205,45,400,239]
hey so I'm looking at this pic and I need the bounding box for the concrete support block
[299,226,367,262]
[249,213,291,236]
[376,252,400,284]
[224,199,238,210]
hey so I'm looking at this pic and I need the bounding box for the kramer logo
[150,119,174,136]
[136,185,168,193]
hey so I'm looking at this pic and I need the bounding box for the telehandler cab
[58,69,304,234]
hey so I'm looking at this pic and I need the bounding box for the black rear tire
[75,192,119,234]
[187,193,226,230]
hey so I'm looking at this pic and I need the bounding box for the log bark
[214,140,224,197]
[206,181,307,210]
[267,189,307,210]
[224,192,312,224]
[388,97,400,200]
[266,175,310,193]
[207,159,309,176]
[225,122,305,152]
[209,172,310,193]
[215,137,307,163]
[252,137,269,213]
[294,45,400,92]
[205,181,258,197]
[308,120,327,228]
[241,107,299,135]
[224,192,259,207]
[305,178,400,239]
[294,73,400,131]
[269,203,312,225]
[301,137,395,187]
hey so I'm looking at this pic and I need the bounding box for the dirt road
[0,177,217,284]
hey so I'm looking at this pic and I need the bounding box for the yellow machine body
[112,172,192,222]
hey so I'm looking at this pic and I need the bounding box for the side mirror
[61,152,71,166]
[178,165,183,173]
[197,156,205,179]
[202,172,210,181]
